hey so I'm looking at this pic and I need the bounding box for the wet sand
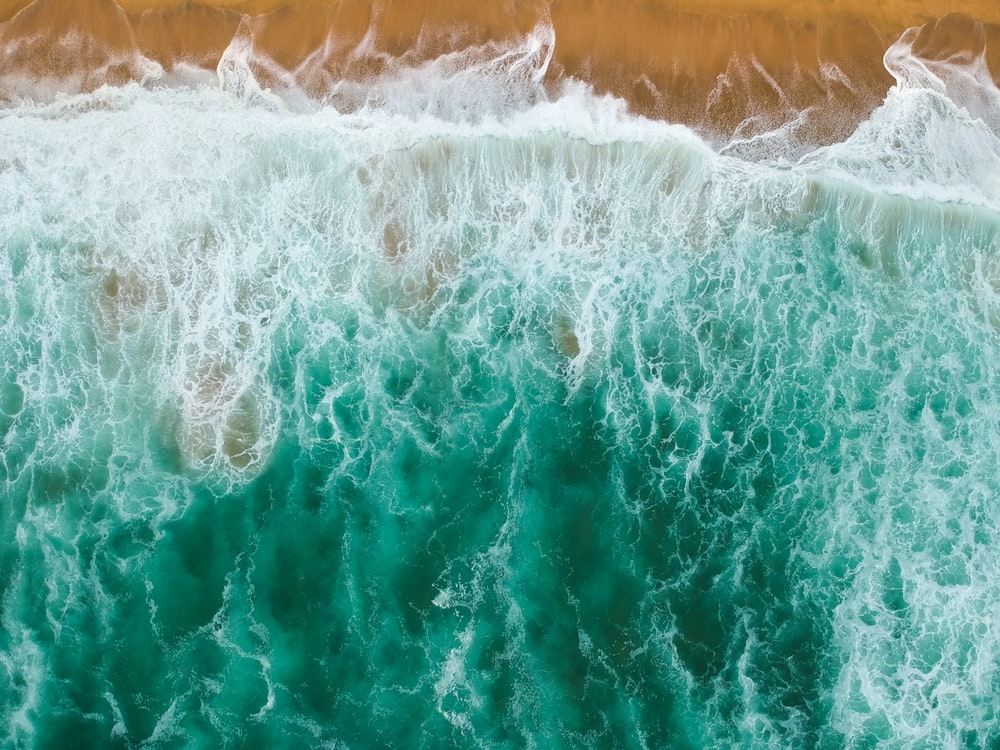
[2,0,999,145]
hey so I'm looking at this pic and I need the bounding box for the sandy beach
[1,0,999,142]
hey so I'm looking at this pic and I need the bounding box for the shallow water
[3,13,1000,749]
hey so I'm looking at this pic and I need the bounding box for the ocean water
[3,25,1000,750]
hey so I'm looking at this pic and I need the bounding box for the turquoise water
[3,75,1000,748]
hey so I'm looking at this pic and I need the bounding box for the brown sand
[2,0,999,145]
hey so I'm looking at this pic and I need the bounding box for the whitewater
[2,22,1000,749]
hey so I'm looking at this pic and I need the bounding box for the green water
[2,85,1000,748]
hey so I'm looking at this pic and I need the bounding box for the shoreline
[2,0,999,148]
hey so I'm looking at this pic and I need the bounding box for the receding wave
[3,0,1000,152]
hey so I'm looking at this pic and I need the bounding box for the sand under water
[3,1,1000,747]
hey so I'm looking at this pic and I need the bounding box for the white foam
[3,69,997,500]
[797,85,1000,212]
[885,25,1000,136]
